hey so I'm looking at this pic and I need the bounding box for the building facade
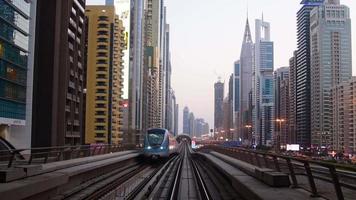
[189,112,195,137]
[296,0,325,148]
[32,0,86,147]
[235,18,254,143]
[128,0,145,146]
[183,106,190,134]
[310,0,352,148]
[253,18,274,146]
[85,5,125,144]
[0,0,36,149]
[332,77,356,153]
[214,80,224,132]
[289,51,297,145]
[274,67,290,147]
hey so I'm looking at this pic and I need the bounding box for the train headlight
[160,146,164,150]
[147,146,152,150]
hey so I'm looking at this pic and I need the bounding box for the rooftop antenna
[247,1,249,19]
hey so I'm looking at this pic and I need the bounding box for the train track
[58,143,245,200]
[53,158,147,200]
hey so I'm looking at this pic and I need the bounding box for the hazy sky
[88,0,356,133]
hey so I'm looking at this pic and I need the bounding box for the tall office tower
[174,103,179,136]
[310,0,352,148]
[164,24,172,130]
[236,18,254,143]
[183,106,190,134]
[227,74,234,140]
[233,60,241,138]
[194,118,203,138]
[189,112,195,137]
[165,88,173,132]
[214,80,224,132]
[0,0,36,149]
[254,17,274,146]
[289,51,297,144]
[161,8,171,130]
[332,77,356,153]
[274,67,290,147]
[143,0,163,133]
[32,0,86,147]
[222,97,233,140]
[85,6,126,144]
[128,0,145,146]
[296,0,325,148]
[170,91,177,135]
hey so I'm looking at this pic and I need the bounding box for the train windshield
[147,129,165,146]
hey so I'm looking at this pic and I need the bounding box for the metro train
[143,128,178,158]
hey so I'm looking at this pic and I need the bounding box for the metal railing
[202,145,356,200]
[0,144,135,168]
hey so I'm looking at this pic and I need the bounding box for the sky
[87,0,356,133]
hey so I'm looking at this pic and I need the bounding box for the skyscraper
[214,80,224,132]
[128,0,145,146]
[84,5,126,144]
[32,0,86,147]
[289,51,297,145]
[235,17,254,143]
[310,0,352,148]
[183,106,190,134]
[274,67,290,147]
[332,77,356,153]
[189,112,195,137]
[253,17,274,146]
[296,0,325,148]
[174,103,179,136]
[0,0,36,149]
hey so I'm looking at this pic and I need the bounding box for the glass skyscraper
[296,0,325,148]
[253,18,274,146]
[310,0,352,148]
[0,0,30,125]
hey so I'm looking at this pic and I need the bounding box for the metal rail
[126,155,179,200]
[203,145,356,200]
[191,158,211,200]
[169,153,183,200]
[0,144,135,168]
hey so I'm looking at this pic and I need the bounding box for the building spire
[242,17,252,44]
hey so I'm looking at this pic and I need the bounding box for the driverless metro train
[143,128,178,158]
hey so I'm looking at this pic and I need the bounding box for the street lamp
[275,119,286,153]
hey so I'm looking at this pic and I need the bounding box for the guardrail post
[272,155,281,172]
[28,154,33,165]
[248,152,254,164]
[329,166,344,200]
[44,152,49,163]
[7,152,15,168]
[303,162,319,197]
[285,158,298,188]
[92,146,97,156]
[263,155,270,168]
[57,151,62,161]
[255,153,261,167]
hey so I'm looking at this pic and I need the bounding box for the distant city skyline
[87,0,356,134]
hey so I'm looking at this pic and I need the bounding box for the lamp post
[275,119,285,153]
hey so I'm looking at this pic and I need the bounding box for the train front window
[147,129,165,146]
